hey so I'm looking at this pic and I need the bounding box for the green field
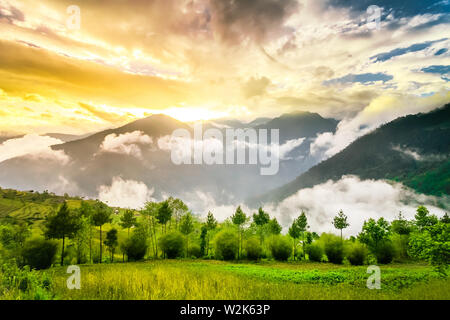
[2,260,448,300]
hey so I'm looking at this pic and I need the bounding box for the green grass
[20,260,449,300]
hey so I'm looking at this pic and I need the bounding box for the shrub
[321,234,344,264]
[214,230,238,260]
[245,238,262,260]
[270,236,292,261]
[122,234,148,261]
[188,243,202,259]
[346,242,368,265]
[20,238,58,270]
[159,232,185,259]
[374,241,395,264]
[306,243,324,262]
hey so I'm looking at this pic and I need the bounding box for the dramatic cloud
[0,134,70,163]
[98,176,155,209]
[99,131,153,159]
[310,92,450,159]
[209,0,299,44]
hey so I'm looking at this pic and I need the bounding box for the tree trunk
[99,225,102,264]
[61,235,65,266]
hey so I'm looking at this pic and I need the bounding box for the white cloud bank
[99,131,153,159]
[98,176,155,209]
[0,134,70,164]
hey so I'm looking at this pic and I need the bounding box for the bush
[20,238,58,270]
[270,236,292,261]
[188,243,202,259]
[306,243,324,262]
[214,230,238,260]
[245,238,262,260]
[374,241,395,264]
[346,242,368,265]
[321,234,344,264]
[122,234,148,261]
[159,232,185,259]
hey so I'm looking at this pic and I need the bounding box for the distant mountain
[251,104,450,206]
[0,111,339,209]
[45,133,92,142]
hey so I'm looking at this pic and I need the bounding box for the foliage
[358,218,391,253]
[415,206,438,231]
[158,232,185,259]
[321,234,344,264]
[20,238,58,270]
[121,228,149,261]
[345,242,367,265]
[333,210,349,239]
[214,230,238,261]
[119,210,137,236]
[104,229,118,262]
[306,243,324,262]
[269,236,292,261]
[188,243,202,259]
[409,221,449,275]
[245,238,262,260]
[374,241,395,264]
[267,218,282,235]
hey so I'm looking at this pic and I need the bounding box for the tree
[415,206,438,231]
[91,201,112,264]
[409,221,449,275]
[44,201,80,266]
[268,218,282,235]
[358,218,391,254]
[297,211,309,259]
[200,225,208,257]
[120,210,137,237]
[104,228,118,262]
[73,215,91,264]
[231,206,247,259]
[167,197,188,230]
[141,202,160,258]
[288,219,301,260]
[78,201,95,263]
[253,207,270,245]
[391,212,412,235]
[333,210,349,240]
[441,212,450,224]
[157,200,172,234]
[179,212,195,257]
[205,211,217,255]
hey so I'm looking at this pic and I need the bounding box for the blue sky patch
[323,73,393,85]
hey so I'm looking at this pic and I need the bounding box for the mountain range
[250,104,450,207]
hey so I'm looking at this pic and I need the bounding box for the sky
[0,0,449,135]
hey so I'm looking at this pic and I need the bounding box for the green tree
[179,212,195,257]
[231,206,247,260]
[288,219,301,260]
[409,221,449,275]
[358,218,391,254]
[333,209,349,240]
[141,202,160,258]
[200,225,208,257]
[415,206,438,231]
[205,211,217,255]
[297,211,309,259]
[73,215,91,264]
[104,228,118,262]
[167,197,188,230]
[91,201,112,264]
[157,200,172,234]
[268,218,282,235]
[44,201,80,266]
[78,201,95,263]
[253,207,270,245]
[120,210,137,237]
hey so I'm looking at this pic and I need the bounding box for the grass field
[7,260,446,300]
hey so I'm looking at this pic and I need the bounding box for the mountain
[45,133,93,142]
[0,111,338,210]
[251,104,450,206]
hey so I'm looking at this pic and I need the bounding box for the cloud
[99,131,153,159]
[0,134,70,163]
[209,0,299,44]
[267,175,447,236]
[98,176,155,209]
[392,145,448,161]
[310,91,450,159]
[242,76,271,98]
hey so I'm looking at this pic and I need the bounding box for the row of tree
[0,195,448,274]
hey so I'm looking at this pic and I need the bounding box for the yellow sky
[0,0,449,134]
